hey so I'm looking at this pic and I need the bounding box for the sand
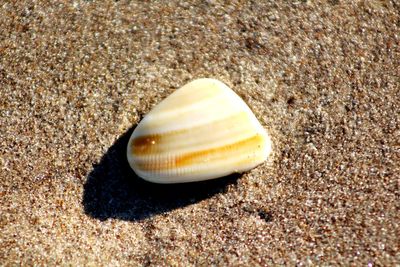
[1,0,399,265]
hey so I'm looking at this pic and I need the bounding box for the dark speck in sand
[258,210,273,223]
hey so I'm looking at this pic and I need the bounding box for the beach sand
[1,1,399,265]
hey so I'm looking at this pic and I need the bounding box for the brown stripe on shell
[135,134,264,171]
[131,135,161,154]
[131,112,252,155]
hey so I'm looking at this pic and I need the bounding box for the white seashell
[127,78,272,183]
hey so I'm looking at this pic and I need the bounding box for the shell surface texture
[127,78,272,184]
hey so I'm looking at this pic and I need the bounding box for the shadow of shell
[82,125,241,221]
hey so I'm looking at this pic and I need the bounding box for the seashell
[127,78,272,183]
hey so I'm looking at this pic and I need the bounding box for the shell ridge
[134,134,266,172]
[131,112,255,153]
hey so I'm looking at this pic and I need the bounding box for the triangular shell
[127,78,272,183]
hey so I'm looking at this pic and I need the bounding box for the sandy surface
[1,0,399,265]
